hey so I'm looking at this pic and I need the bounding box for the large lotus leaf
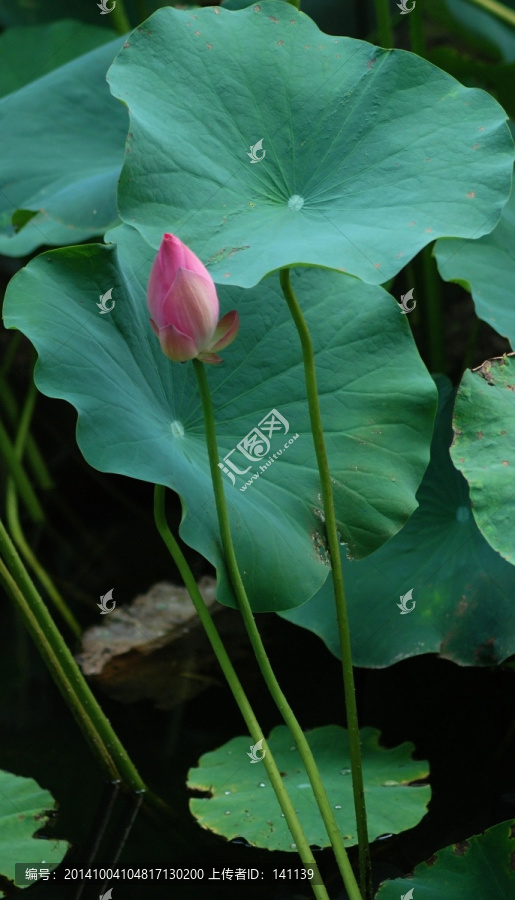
[0,20,113,99]
[376,819,515,900]
[0,35,127,257]
[281,376,515,667]
[451,354,515,566]
[3,222,436,612]
[0,768,68,895]
[434,186,515,345]
[106,2,513,289]
[188,726,430,851]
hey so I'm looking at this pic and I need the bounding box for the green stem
[286,0,301,9]
[461,0,515,28]
[421,245,446,374]
[191,359,362,900]
[409,1,426,56]
[110,0,131,34]
[0,516,154,804]
[0,415,44,523]
[374,0,394,47]
[6,381,81,638]
[153,485,329,900]
[0,370,53,490]
[279,270,372,900]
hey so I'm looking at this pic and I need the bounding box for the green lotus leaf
[281,376,515,667]
[450,354,515,566]
[3,223,436,612]
[435,186,515,345]
[107,1,513,289]
[0,19,113,98]
[188,726,430,851]
[0,769,68,896]
[376,819,515,899]
[0,33,126,257]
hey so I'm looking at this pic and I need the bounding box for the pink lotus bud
[147,234,239,364]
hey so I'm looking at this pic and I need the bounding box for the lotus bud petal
[147,234,239,364]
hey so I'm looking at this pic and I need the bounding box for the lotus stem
[279,268,372,900]
[110,0,132,35]
[6,379,81,638]
[374,0,394,47]
[192,358,363,900]
[0,515,157,809]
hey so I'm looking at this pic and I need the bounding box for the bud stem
[192,358,363,900]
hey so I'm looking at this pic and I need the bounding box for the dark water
[2,531,514,900]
